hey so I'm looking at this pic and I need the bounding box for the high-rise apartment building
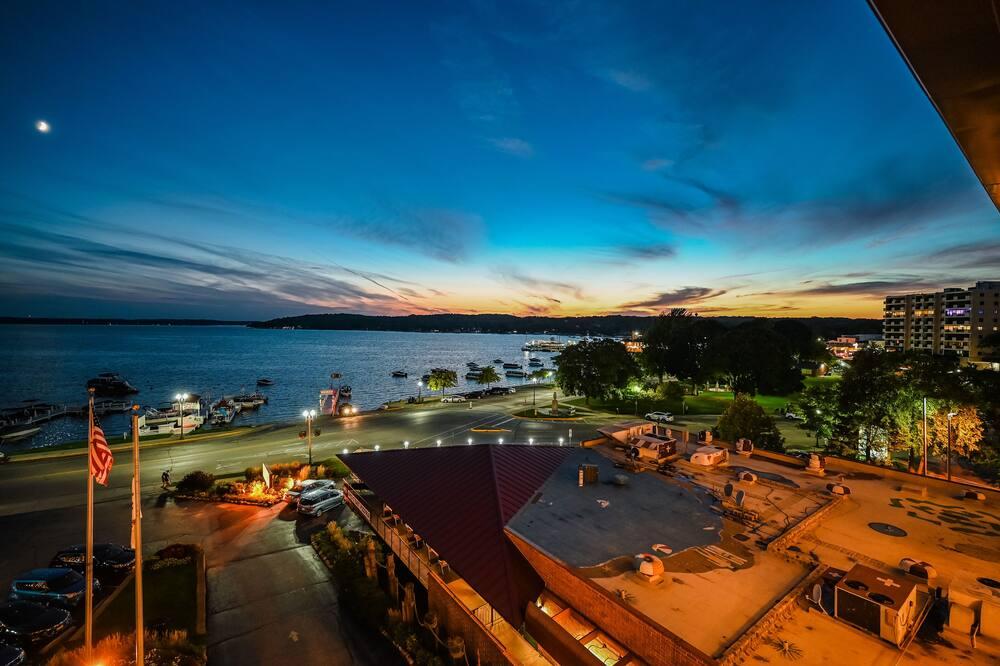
[883,281,1000,369]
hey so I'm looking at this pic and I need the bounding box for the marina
[0,326,571,448]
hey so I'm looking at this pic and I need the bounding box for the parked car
[0,644,26,665]
[297,487,345,517]
[49,544,135,583]
[487,387,516,396]
[644,411,674,423]
[0,601,71,647]
[283,479,335,504]
[784,411,804,421]
[7,569,98,609]
[441,395,466,403]
[463,390,485,400]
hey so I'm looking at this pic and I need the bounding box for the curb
[9,427,258,464]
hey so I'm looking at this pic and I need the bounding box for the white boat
[521,338,568,352]
[465,371,483,380]
[505,369,528,378]
[0,425,41,443]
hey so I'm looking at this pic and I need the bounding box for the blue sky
[1,1,997,319]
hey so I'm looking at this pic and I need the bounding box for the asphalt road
[0,392,613,664]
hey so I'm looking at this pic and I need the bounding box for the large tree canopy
[711,323,802,395]
[555,339,640,403]
[716,394,784,452]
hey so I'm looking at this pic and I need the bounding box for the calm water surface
[0,325,557,447]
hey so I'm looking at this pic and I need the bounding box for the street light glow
[342,448,348,455]
[35,119,50,133]
[467,437,472,445]
[436,439,442,446]
[375,444,381,451]
[498,437,504,445]
[404,440,410,448]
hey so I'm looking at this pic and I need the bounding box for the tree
[555,339,640,404]
[476,366,500,389]
[716,394,784,452]
[773,319,828,364]
[640,309,691,381]
[711,323,802,395]
[427,369,457,396]
[929,405,984,458]
[796,382,839,448]
[834,349,909,461]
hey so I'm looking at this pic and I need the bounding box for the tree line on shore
[553,310,1000,481]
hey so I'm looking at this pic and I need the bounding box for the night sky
[1,1,997,320]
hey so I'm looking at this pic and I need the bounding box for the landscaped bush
[320,456,351,478]
[215,482,235,497]
[47,628,205,665]
[175,471,215,493]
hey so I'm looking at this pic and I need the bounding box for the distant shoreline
[0,318,254,327]
[0,313,883,338]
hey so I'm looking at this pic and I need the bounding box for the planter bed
[173,492,280,507]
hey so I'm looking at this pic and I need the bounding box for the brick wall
[508,532,714,666]
[427,575,514,666]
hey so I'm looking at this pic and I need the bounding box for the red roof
[342,444,572,626]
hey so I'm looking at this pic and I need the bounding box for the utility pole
[131,406,145,666]
[85,388,95,662]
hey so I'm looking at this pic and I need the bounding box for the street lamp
[436,439,442,447]
[528,437,534,446]
[498,437,504,445]
[532,377,538,407]
[174,393,189,440]
[404,440,410,449]
[417,380,423,403]
[375,444,381,451]
[467,437,472,445]
[946,412,958,482]
[302,409,316,468]
[342,448,349,455]
[558,437,564,446]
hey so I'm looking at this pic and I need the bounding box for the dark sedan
[50,543,135,582]
[0,601,71,647]
[7,569,98,609]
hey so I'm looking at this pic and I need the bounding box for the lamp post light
[532,377,538,406]
[174,393,189,440]
[342,448,349,455]
[528,437,534,446]
[467,437,472,446]
[436,439,442,447]
[375,444,381,451]
[302,409,316,468]
[498,437,504,445]
[558,437,564,446]
[946,411,958,482]
[404,440,410,449]
[417,380,423,403]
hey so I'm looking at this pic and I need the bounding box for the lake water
[0,325,558,447]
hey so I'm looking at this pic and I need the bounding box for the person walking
[161,470,171,490]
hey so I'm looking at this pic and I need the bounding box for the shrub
[320,456,350,478]
[658,381,685,400]
[176,471,215,493]
[716,394,785,452]
[214,483,235,497]
[244,466,261,482]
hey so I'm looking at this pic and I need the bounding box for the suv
[0,601,71,646]
[8,569,98,609]
[297,487,344,517]
[644,411,674,423]
[487,387,516,396]
[50,544,135,583]
[283,479,335,504]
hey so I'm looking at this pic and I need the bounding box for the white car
[784,412,804,421]
[297,487,344,516]
[441,395,467,403]
[283,478,335,504]
[644,411,674,423]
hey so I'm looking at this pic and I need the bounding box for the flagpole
[132,405,145,666]
[85,388,96,661]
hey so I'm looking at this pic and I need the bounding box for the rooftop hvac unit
[835,564,917,646]
[577,464,599,487]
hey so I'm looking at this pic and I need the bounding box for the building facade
[883,281,1000,368]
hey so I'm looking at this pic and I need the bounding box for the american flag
[90,415,113,486]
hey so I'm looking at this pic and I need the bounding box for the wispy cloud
[498,270,587,301]
[641,158,673,172]
[619,286,728,312]
[489,137,534,158]
[606,243,678,262]
[599,68,653,92]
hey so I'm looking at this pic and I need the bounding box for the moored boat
[505,369,528,378]
[502,362,522,369]
[492,358,503,364]
[86,373,139,396]
[391,370,408,378]
[256,378,274,387]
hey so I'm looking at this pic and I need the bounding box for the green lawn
[96,560,199,642]
[566,375,839,418]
